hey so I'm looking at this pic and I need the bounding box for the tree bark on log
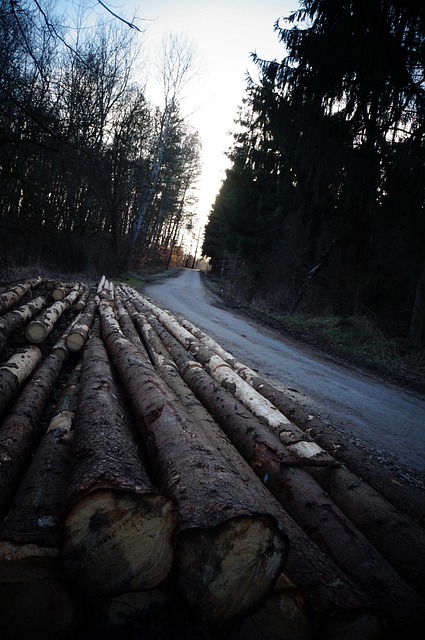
[0,346,42,417]
[119,306,375,623]
[25,286,80,343]
[136,310,425,626]
[75,284,91,311]
[0,294,49,356]
[52,283,73,301]
[64,295,96,352]
[0,363,81,547]
[0,365,81,640]
[0,277,43,315]
[175,315,425,596]
[0,351,66,517]
[98,298,289,623]
[61,333,177,596]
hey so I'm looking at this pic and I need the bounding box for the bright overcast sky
[61,0,299,228]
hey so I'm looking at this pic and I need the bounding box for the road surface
[145,269,425,484]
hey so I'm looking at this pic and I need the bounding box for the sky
[122,0,298,230]
[60,0,299,230]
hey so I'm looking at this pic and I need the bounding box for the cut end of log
[176,515,288,624]
[65,331,86,352]
[25,320,48,344]
[61,489,177,595]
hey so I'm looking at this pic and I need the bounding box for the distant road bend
[145,269,425,483]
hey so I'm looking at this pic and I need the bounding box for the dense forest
[0,0,201,275]
[203,0,425,343]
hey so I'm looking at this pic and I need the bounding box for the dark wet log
[61,333,177,596]
[0,346,42,417]
[64,295,96,352]
[0,294,49,356]
[99,298,289,623]
[0,351,67,517]
[138,310,425,626]
[0,277,43,315]
[25,286,80,343]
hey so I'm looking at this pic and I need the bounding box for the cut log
[98,298,289,623]
[0,346,42,417]
[61,333,177,596]
[0,363,80,547]
[0,294,49,356]
[137,310,425,626]
[231,572,316,640]
[25,285,80,343]
[52,283,74,301]
[75,284,91,311]
[0,351,67,517]
[173,316,425,596]
[0,367,81,640]
[64,295,96,352]
[124,289,318,450]
[0,277,43,315]
[123,307,383,624]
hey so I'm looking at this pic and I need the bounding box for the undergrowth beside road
[203,274,425,393]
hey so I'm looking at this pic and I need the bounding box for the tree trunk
[64,295,96,352]
[124,294,425,625]
[25,286,80,344]
[0,346,42,417]
[98,298,289,623]
[0,351,66,517]
[408,265,425,344]
[0,277,43,315]
[61,333,177,596]
[0,294,49,356]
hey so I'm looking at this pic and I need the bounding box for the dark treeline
[0,1,201,276]
[203,0,425,343]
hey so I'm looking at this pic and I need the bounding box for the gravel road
[145,269,425,485]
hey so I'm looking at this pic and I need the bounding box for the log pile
[0,274,424,640]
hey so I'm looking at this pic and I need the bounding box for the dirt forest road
[145,269,425,485]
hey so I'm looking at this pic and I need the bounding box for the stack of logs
[0,275,424,640]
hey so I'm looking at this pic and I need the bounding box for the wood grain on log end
[65,330,86,352]
[61,488,177,596]
[25,320,48,343]
[176,515,288,624]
